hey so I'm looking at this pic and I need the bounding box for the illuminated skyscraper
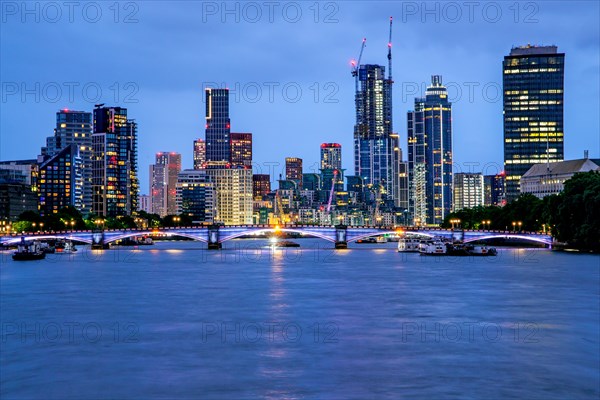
[453,173,484,211]
[42,109,93,214]
[92,106,139,217]
[407,76,453,225]
[38,144,83,216]
[230,133,252,167]
[503,45,565,201]
[176,169,215,222]
[353,64,396,204]
[205,88,231,167]
[320,143,342,170]
[193,139,206,170]
[285,157,303,187]
[150,152,181,216]
[252,174,271,200]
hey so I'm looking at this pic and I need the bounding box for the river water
[1,239,599,399]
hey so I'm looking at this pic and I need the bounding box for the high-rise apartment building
[503,45,565,201]
[407,75,453,225]
[176,169,215,222]
[38,144,83,216]
[41,109,93,214]
[230,133,252,167]
[151,152,181,216]
[285,157,303,187]
[252,174,271,200]
[91,106,139,217]
[453,173,484,211]
[206,168,253,225]
[193,139,206,170]
[353,64,397,204]
[484,173,507,206]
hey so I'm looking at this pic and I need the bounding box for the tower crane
[387,16,393,84]
[350,38,366,92]
[326,170,338,225]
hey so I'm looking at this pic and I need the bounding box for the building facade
[205,88,231,166]
[503,45,565,201]
[176,169,215,223]
[453,173,484,211]
[407,75,453,225]
[230,133,252,167]
[151,152,181,216]
[91,106,139,217]
[252,174,271,200]
[353,64,397,204]
[520,158,599,198]
[38,144,83,216]
[484,173,507,206]
[193,139,206,170]
[285,157,303,188]
[206,168,253,225]
[42,109,93,214]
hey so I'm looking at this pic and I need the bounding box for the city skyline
[2,2,598,191]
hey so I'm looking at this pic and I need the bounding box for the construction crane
[387,16,393,84]
[326,170,338,213]
[350,38,366,92]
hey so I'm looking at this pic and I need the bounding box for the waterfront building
[353,64,397,204]
[42,109,93,214]
[38,144,83,216]
[0,168,38,220]
[151,152,181,216]
[520,156,599,198]
[407,75,453,225]
[91,106,139,217]
[453,173,484,211]
[176,169,215,222]
[206,168,253,225]
[503,45,565,201]
[484,173,507,206]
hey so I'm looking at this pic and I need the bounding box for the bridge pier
[91,230,107,250]
[335,224,348,249]
[207,225,222,250]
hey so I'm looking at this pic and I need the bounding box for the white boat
[419,241,448,255]
[468,245,497,256]
[376,236,387,243]
[56,240,77,254]
[397,237,421,252]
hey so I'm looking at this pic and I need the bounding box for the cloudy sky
[1,1,598,192]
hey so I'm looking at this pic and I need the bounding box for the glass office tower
[503,45,565,201]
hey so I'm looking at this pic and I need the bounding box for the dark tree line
[442,171,600,252]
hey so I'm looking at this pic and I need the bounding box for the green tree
[554,171,600,251]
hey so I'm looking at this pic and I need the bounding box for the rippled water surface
[1,239,599,399]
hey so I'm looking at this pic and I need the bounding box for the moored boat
[397,237,421,252]
[12,239,46,261]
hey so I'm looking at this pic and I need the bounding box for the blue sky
[1,1,599,192]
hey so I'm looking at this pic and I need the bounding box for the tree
[554,171,600,251]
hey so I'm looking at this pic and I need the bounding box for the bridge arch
[348,231,436,243]
[105,231,208,244]
[463,234,552,246]
[219,228,337,243]
[1,235,93,245]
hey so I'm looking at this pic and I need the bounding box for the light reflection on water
[0,239,598,399]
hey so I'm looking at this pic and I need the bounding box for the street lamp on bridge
[450,219,461,229]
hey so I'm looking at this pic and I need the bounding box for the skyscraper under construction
[352,18,401,208]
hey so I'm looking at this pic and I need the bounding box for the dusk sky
[2,1,598,192]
